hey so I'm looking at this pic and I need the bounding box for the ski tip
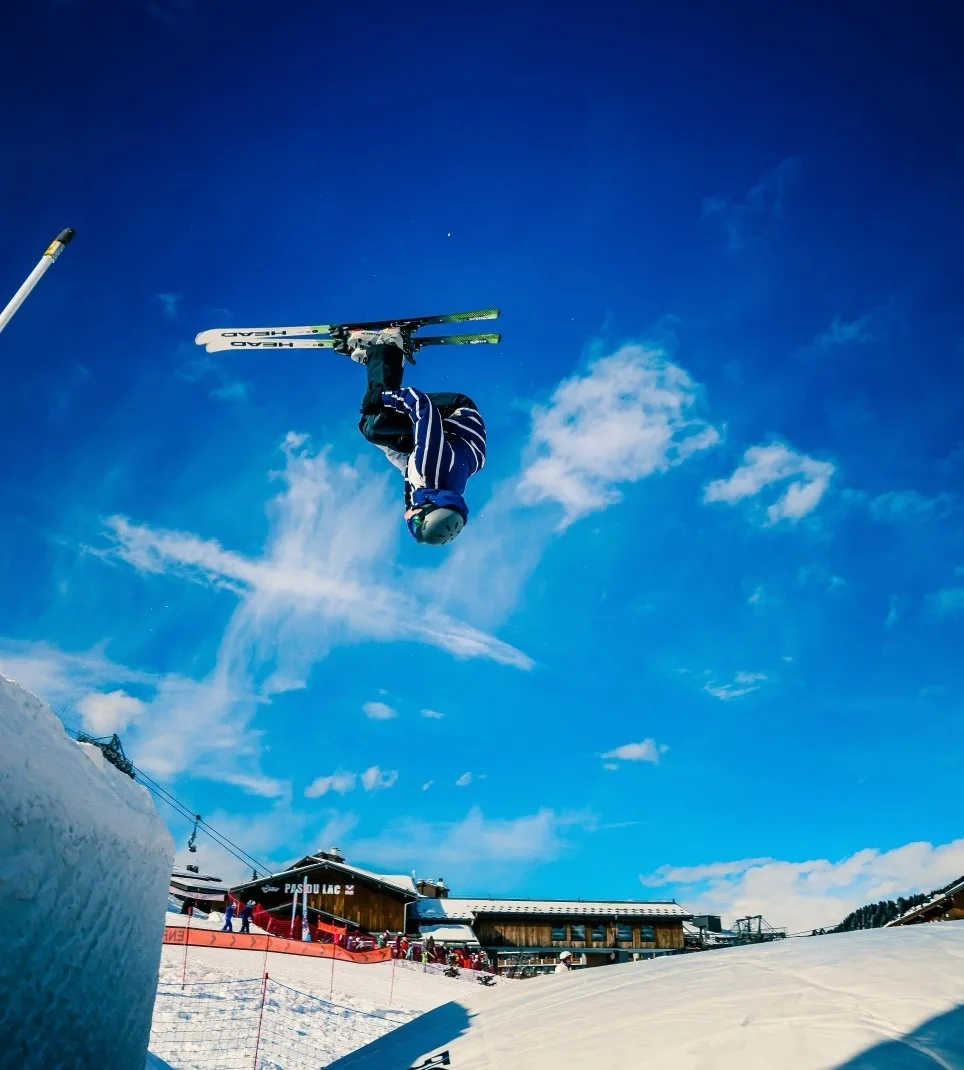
[54,228,76,246]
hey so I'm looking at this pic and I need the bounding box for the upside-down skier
[331,325,487,546]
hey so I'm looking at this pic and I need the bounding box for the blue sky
[2,0,962,932]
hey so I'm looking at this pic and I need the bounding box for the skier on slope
[330,325,486,546]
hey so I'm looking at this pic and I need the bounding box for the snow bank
[0,674,174,1069]
[336,923,964,1069]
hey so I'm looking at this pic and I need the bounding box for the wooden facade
[473,917,684,952]
[232,857,414,934]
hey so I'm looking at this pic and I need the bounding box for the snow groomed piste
[334,923,964,1069]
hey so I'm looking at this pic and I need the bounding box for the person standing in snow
[222,900,235,933]
[555,950,574,974]
[331,326,486,546]
[239,900,254,934]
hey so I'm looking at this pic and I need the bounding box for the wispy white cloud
[421,780,433,791]
[704,442,834,524]
[865,489,955,522]
[360,765,398,791]
[156,292,182,318]
[0,638,288,798]
[702,157,802,251]
[432,343,719,625]
[78,689,145,736]
[304,765,397,797]
[420,708,445,720]
[304,771,357,798]
[210,381,251,402]
[176,350,251,404]
[885,594,903,630]
[347,806,595,880]
[101,436,531,671]
[814,314,873,348]
[363,701,397,721]
[929,586,964,615]
[601,739,668,764]
[517,345,720,528]
[641,836,964,932]
[455,772,473,787]
[704,671,767,701]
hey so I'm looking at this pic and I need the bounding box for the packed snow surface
[0,674,174,1070]
[336,923,964,1069]
[151,934,506,1067]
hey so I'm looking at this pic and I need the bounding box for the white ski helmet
[410,506,465,545]
[559,950,572,960]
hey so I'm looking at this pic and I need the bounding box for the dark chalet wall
[473,917,684,950]
[236,862,410,933]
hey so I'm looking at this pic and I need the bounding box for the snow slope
[157,938,482,1017]
[333,924,964,1069]
[151,939,499,1068]
[0,674,174,1070]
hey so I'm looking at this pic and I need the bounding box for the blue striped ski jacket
[375,387,486,512]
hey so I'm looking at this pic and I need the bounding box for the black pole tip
[55,228,76,245]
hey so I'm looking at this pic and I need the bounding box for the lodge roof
[170,869,226,894]
[414,897,690,920]
[231,855,419,898]
[884,877,964,927]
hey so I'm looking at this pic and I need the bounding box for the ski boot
[330,325,415,364]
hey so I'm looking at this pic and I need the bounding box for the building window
[551,925,567,942]
[616,924,633,942]
[570,924,586,941]
[591,924,606,943]
[639,925,655,942]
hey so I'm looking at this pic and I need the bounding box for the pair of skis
[194,307,500,355]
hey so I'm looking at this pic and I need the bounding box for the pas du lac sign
[284,882,355,895]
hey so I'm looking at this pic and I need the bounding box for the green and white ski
[194,307,499,348]
[203,331,501,354]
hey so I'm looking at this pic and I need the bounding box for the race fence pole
[252,971,268,1070]
[389,949,397,1007]
[0,228,75,335]
[181,905,192,989]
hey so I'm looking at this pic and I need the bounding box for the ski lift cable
[133,767,268,874]
[64,723,267,873]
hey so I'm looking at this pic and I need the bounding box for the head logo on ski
[194,308,501,546]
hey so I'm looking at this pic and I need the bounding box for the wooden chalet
[885,877,964,927]
[414,892,691,975]
[230,847,419,934]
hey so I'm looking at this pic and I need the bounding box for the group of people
[219,899,255,934]
[375,931,493,972]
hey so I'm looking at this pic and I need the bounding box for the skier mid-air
[330,325,486,546]
[194,307,499,546]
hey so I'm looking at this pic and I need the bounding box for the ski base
[195,307,499,347]
[204,331,500,354]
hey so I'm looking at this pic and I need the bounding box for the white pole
[0,228,75,336]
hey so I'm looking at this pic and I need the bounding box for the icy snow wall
[0,674,174,1069]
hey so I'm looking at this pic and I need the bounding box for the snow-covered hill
[333,923,964,1069]
[0,673,174,1070]
[151,932,501,1068]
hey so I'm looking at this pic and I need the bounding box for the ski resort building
[413,887,690,975]
[230,848,691,975]
[169,865,228,914]
[885,877,964,927]
[230,847,420,934]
